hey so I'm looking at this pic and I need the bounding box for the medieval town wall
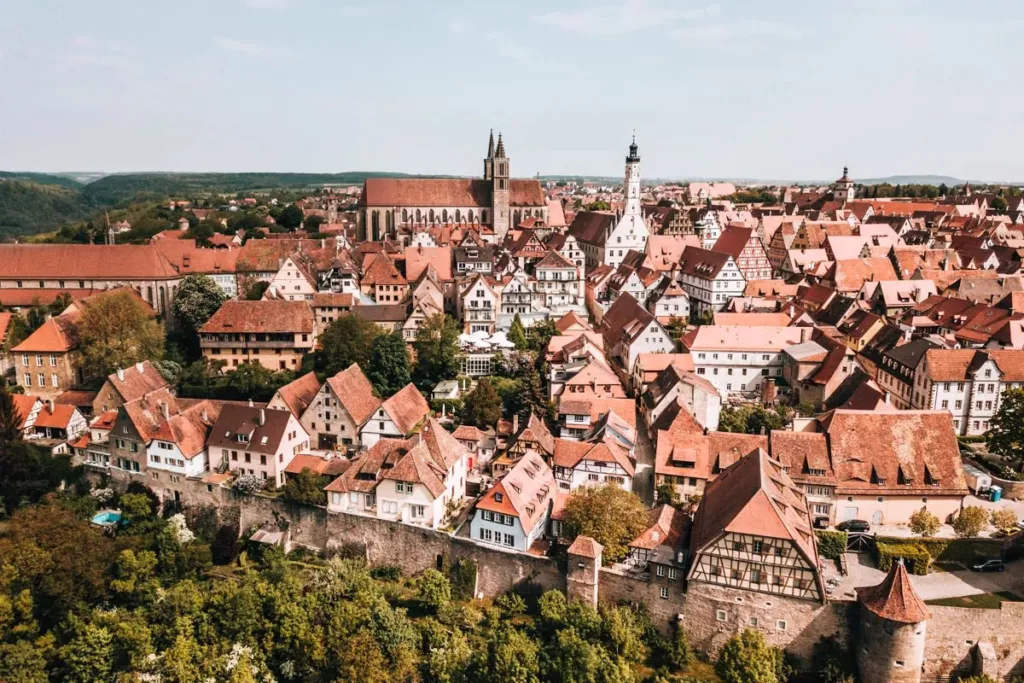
[923,602,1024,680]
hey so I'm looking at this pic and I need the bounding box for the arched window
[468,210,475,223]
[429,209,435,223]
[371,212,380,240]
[442,209,448,223]
[415,209,421,223]
[386,211,393,233]
[482,210,488,224]
[402,209,408,223]
[455,209,461,223]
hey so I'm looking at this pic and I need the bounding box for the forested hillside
[0,180,99,239]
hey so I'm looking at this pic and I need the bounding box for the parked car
[837,519,870,532]
[970,558,1005,573]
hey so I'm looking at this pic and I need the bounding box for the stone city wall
[924,602,1024,679]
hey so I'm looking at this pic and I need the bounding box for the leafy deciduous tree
[76,290,165,380]
[909,507,940,537]
[715,629,784,683]
[953,505,989,538]
[563,484,649,564]
[316,313,381,378]
[172,274,227,334]
[413,314,462,391]
[281,468,328,507]
[367,332,411,397]
[460,378,502,428]
[987,388,1024,471]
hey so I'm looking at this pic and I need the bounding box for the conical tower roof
[855,559,930,624]
[495,133,506,157]
[487,129,495,158]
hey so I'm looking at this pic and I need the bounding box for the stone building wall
[599,568,686,629]
[923,603,1024,679]
[680,582,853,664]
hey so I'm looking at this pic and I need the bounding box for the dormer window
[237,434,249,443]
[494,492,503,503]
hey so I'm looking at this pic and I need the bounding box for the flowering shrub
[234,473,264,495]
[90,487,115,504]
[168,514,195,544]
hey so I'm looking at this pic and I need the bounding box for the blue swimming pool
[91,510,123,526]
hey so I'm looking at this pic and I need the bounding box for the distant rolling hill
[0,179,98,240]
[0,171,84,189]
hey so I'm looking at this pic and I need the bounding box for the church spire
[626,131,640,163]
[487,129,495,158]
[495,132,506,158]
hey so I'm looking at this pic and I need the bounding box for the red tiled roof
[856,560,930,624]
[284,453,350,477]
[326,364,382,427]
[404,246,453,282]
[33,403,78,429]
[106,361,169,404]
[0,244,181,279]
[361,178,544,208]
[476,452,556,535]
[381,383,430,434]
[11,316,78,353]
[273,371,321,417]
[12,394,39,430]
[201,300,314,334]
[567,535,603,559]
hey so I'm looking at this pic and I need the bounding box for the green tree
[185,218,218,247]
[304,214,326,232]
[810,636,855,683]
[76,290,165,380]
[527,317,558,353]
[460,378,502,428]
[715,629,783,683]
[367,332,411,396]
[909,507,940,537]
[655,482,680,507]
[57,620,114,683]
[663,316,687,345]
[172,274,227,335]
[281,468,328,507]
[225,362,293,402]
[316,313,381,377]
[953,505,989,538]
[508,365,555,425]
[509,314,528,350]
[277,204,305,230]
[586,200,611,211]
[416,569,452,612]
[413,314,462,391]
[484,625,541,683]
[986,387,1024,471]
[0,385,22,444]
[991,196,1008,212]
[562,485,649,564]
[420,620,472,683]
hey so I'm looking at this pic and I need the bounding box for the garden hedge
[875,536,1003,563]
[816,530,848,560]
[874,542,931,575]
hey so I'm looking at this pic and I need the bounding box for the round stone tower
[854,559,930,683]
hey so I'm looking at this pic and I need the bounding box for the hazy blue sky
[1,0,1021,180]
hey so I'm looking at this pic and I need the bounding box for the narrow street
[632,406,656,506]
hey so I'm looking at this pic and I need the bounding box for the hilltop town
[3,133,1024,683]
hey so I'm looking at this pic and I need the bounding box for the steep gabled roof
[325,364,382,427]
[272,371,321,418]
[856,560,930,624]
[380,383,431,434]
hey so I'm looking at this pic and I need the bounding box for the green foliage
[366,332,411,397]
[726,189,780,204]
[509,314,529,350]
[715,629,785,683]
[815,530,847,560]
[810,636,856,683]
[953,505,990,538]
[448,559,477,601]
[563,484,650,564]
[508,365,556,425]
[315,313,381,378]
[0,439,75,516]
[874,542,931,575]
[986,387,1024,471]
[460,378,503,428]
[277,204,305,230]
[413,314,463,391]
[172,274,227,334]
[76,290,165,381]
[909,506,941,537]
[177,359,294,402]
[875,535,1003,564]
[416,569,452,611]
[0,385,22,444]
[0,180,99,239]
[527,317,558,354]
[242,279,270,301]
[655,482,681,507]
[586,200,611,211]
[717,404,786,435]
[484,625,541,683]
[663,316,687,345]
[281,468,328,507]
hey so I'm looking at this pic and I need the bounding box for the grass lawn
[926,591,1024,609]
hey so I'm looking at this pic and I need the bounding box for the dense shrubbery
[874,542,931,575]
[815,531,847,560]
[0,492,713,683]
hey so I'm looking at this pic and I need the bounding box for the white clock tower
[602,134,650,268]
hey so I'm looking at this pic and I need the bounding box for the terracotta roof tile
[361,178,544,208]
[856,560,930,624]
[476,452,556,535]
[11,316,78,353]
[380,383,430,434]
[201,300,314,334]
[272,371,322,417]
[325,364,382,427]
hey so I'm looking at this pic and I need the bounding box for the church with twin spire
[358,130,547,242]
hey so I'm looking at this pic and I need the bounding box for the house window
[776,620,787,631]
[668,568,677,580]
[503,533,514,546]
[660,587,669,599]
[752,540,763,554]
[49,355,56,366]
[716,610,727,622]
[24,375,31,387]
[656,565,665,577]
[750,617,759,627]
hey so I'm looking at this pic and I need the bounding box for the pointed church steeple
[487,129,495,158]
[495,132,506,158]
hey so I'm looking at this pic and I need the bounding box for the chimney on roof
[117,368,124,381]
[512,414,520,433]
[258,408,265,426]
[160,401,169,420]
[202,407,209,422]
[46,398,54,414]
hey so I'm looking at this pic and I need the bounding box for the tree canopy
[986,387,1024,471]
[75,290,165,381]
[460,378,503,428]
[413,314,462,391]
[562,484,649,564]
[172,274,227,334]
[315,313,381,378]
[366,332,411,397]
